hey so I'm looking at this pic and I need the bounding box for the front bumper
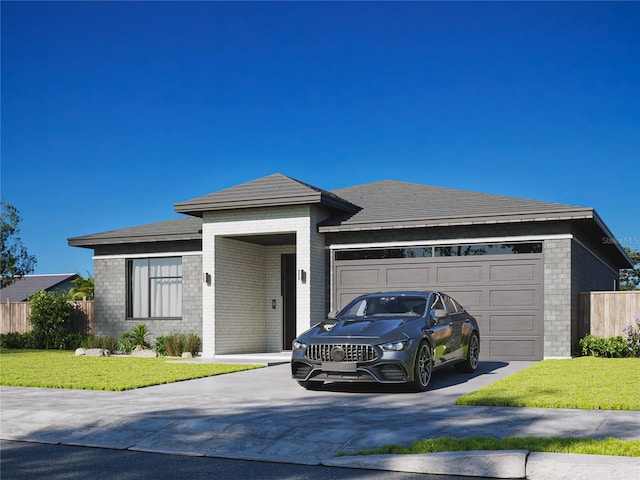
[291,346,413,384]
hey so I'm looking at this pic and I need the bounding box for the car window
[443,295,462,314]
[431,294,445,310]
[339,296,427,318]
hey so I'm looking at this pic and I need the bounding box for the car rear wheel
[297,381,324,390]
[410,342,432,392]
[456,333,480,373]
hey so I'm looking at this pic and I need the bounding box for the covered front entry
[281,253,297,350]
[333,243,544,361]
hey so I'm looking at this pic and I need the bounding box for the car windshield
[338,296,427,319]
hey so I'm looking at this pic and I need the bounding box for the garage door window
[336,247,432,261]
[434,242,542,257]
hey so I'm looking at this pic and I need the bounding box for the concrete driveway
[2,360,639,476]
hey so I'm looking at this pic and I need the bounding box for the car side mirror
[432,308,448,320]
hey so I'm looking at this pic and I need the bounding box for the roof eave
[68,232,202,248]
[318,208,596,233]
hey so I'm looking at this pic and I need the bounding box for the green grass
[0,349,263,391]
[456,357,640,410]
[348,436,640,457]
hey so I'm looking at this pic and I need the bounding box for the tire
[456,332,480,373]
[297,381,324,390]
[409,341,433,392]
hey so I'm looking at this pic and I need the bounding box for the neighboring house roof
[0,274,79,302]
[319,180,595,231]
[174,173,360,217]
[68,216,203,247]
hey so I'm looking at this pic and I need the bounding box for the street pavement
[1,356,639,479]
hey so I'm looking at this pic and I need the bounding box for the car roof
[362,291,436,298]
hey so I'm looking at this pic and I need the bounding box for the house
[0,274,80,302]
[68,173,632,361]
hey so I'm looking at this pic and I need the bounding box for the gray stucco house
[68,173,632,360]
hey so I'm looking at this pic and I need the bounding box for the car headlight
[381,339,412,351]
[292,339,307,350]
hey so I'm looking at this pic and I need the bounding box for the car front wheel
[410,341,433,392]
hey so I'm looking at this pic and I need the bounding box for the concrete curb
[322,451,640,480]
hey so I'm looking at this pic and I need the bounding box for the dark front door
[282,254,297,350]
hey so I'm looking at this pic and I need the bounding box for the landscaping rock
[85,348,109,357]
[74,348,86,356]
[181,352,193,359]
[131,348,157,358]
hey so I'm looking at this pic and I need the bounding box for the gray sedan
[291,291,480,391]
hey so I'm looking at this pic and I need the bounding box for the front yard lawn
[0,349,263,391]
[456,357,640,410]
[349,436,640,457]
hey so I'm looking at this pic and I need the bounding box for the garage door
[333,247,544,361]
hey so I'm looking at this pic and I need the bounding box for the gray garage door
[333,247,544,361]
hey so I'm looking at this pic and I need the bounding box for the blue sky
[2,1,639,276]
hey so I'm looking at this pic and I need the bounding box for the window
[127,257,182,318]
[335,247,432,261]
[434,242,542,257]
[336,243,541,261]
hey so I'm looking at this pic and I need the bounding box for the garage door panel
[489,313,539,334]
[490,263,537,282]
[436,265,482,284]
[339,268,380,286]
[489,288,539,308]
[487,338,542,360]
[386,266,429,285]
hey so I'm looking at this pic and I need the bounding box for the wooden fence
[578,291,640,338]
[0,298,94,335]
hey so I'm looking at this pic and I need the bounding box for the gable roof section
[0,274,79,302]
[320,180,596,231]
[174,173,360,217]
[68,216,203,247]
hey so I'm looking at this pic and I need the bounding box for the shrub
[0,331,87,350]
[82,335,118,351]
[117,323,151,354]
[154,332,201,357]
[579,334,630,358]
[28,290,76,349]
[623,314,640,357]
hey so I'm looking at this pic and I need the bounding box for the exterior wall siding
[215,237,266,354]
[92,251,202,344]
[571,239,619,348]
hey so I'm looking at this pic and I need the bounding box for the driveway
[1,360,639,466]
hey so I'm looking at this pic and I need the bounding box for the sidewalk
[1,360,639,479]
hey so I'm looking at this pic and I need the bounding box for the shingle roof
[174,173,360,216]
[0,274,79,302]
[320,180,594,231]
[68,216,202,247]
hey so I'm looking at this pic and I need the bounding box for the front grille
[305,344,378,362]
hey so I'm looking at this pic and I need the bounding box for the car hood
[301,317,409,341]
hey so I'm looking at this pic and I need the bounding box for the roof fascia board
[319,208,596,233]
[93,251,202,260]
[68,232,202,247]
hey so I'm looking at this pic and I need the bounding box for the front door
[281,254,297,350]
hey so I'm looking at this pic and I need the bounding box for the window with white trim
[127,257,182,318]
